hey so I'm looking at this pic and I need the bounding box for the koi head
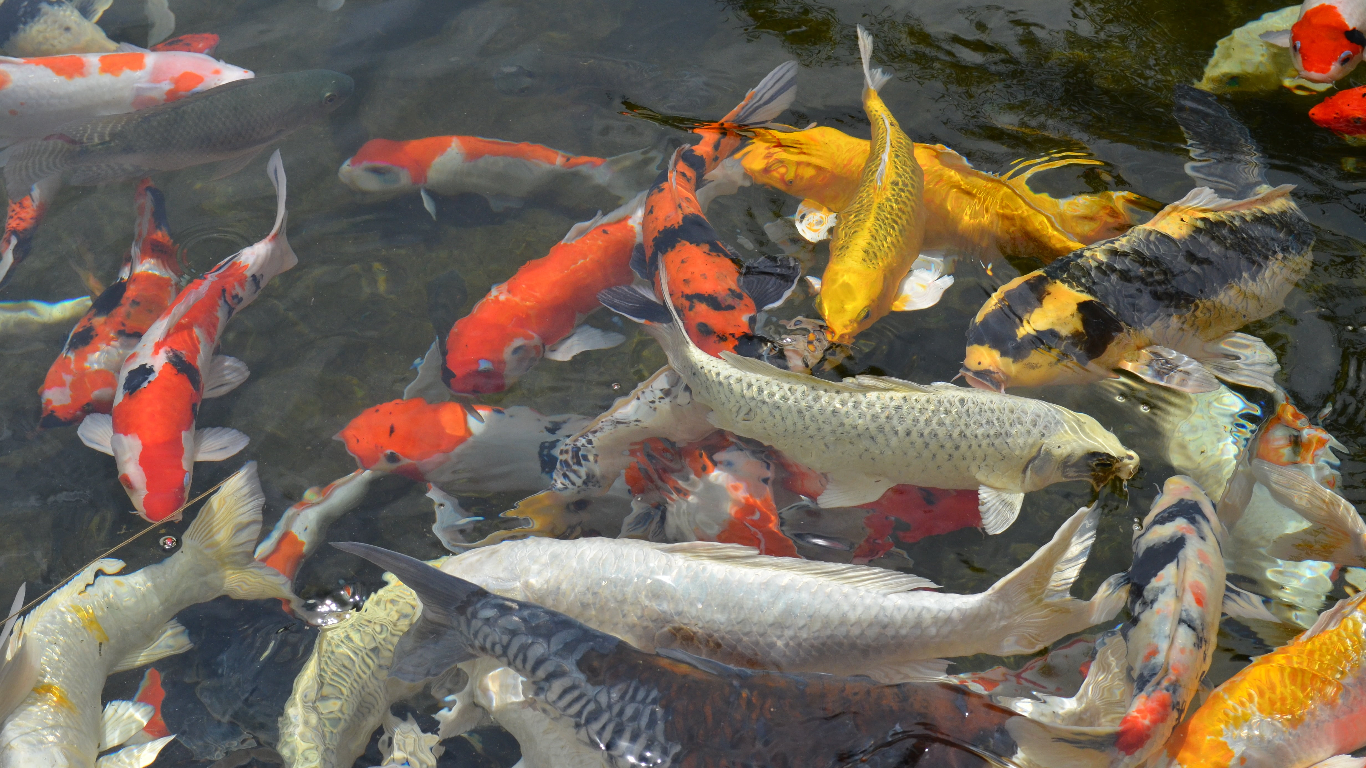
[1140,475,1219,533]
[812,264,890,344]
[335,398,475,481]
[962,272,1129,389]
[144,52,254,106]
[338,137,457,193]
[1290,5,1366,82]
[1023,412,1139,492]
[1310,85,1366,136]
[442,327,542,395]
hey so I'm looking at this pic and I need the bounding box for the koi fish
[1160,585,1366,765]
[439,194,640,395]
[40,179,182,428]
[814,27,926,343]
[337,135,658,217]
[148,33,220,55]
[336,541,1076,768]
[1006,477,1277,768]
[0,175,57,288]
[1261,0,1366,83]
[0,0,118,57]
[0,463,295,767]
[4,70,352,198]
[77,152,295,522]
[633,60,802,358]
[962,85,1314,393]
[334,397,588,493]
[253,469,377,582]
[0,50,253,146]
[1310,85,1366,142]
[1197,6,1332,94]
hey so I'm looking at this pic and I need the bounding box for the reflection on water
[1,0,1364,765]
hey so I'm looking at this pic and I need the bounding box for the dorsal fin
[656,540,938,593]
[1172,84,1267,199]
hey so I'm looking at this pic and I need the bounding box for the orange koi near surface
[439,194,641,395]
[39,179,182,428]
[1262,0,1366,83]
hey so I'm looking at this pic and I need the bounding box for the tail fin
[182,462,297,605]
[980,503,1127,655]
[4,138,76,201]
[0,584,37,725]
[332,542,480,682]
[129,180,182,277]
[129,668,170,742]
[263,150,298,272]
[720,60,799,126]
[857,26,892,94]
[1172,84,1266,199]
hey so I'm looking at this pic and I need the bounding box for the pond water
[1,0,1364,765]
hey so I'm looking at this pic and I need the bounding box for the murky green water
[2,0,1365,764]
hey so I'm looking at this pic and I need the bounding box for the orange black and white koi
[1262,0,1366,83]
[337,134,657,217]
[0,50,252,147]
[439,193,640,395]
[617,61,801,358]
[76,152,295,522]
[39,179,182,428]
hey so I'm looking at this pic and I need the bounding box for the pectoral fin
[421,188,438,220]
[1259,29,1292,47]
[193,427,249,462]
[111,620,192,674]
[544,325,625,361]
[94,736,175,768]
[1199,332,1282,394]
[1222,583,1281,623]
[77,413,115,455]
[202,355,249,398]
[891,255,954,311]
[816,473,893,508]
[978,487,1025,535]
[100,700,153,749]
[206,150,262,181]
[1117,346,1220,393]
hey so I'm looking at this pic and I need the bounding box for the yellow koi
[815,26,925,343]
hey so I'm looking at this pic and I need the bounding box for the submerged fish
[0,294,89,340]
[602,264,1138,532]
[253,469,377,582]
[338,135,658,217]
[815,26,925,344]
[78,152,294,522]
[1261,0,1366,83]
[432,502,1121,682]
[962,85,1314,393]
[0,175,56,288]
[439,194,639,395]
[336,541,1064,768]
[4,69,353,198]
[0,0,118,56]
[1197,6,1331,94]
[1309,85,1366,142]
[0,50,253,146]
[40,179,181,428]
[0,463,294,767]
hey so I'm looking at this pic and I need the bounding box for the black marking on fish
[679,291,741,313]
[545,419,570,435]
[629,242,653,281]
[965,275,1049,363]
[388,424,395,437]
[1074,299,1126,363]
[122,363,156,395]
[538,439,561,477]
[165,349,201,393]
[90,280,129,317]
[1349,28,1366,47]
[190,401,198,420]
[1128,536,1186,596]
[249,273,262,293]
[63,323,96,353]
[219,286,236,319]
[1147,499,1210,539]
[0,0,51,48]
[648,213,731,260]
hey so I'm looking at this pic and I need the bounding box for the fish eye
[1294,40,1301,54]
[383,450,401,464]
[1341,51,1356,65]
[324,92,339,104]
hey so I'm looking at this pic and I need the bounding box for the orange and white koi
[149,33,220,55]
[334,397,587,493]
[0,50,251,146]
[1310,84,1366,142]
[623,61,801,358]
[337,135,657,217]
[254,469,377,582]
[1262,0,1366,83]
[0,175,57,288]
[439,193,640,394]
[76,152,295,522]
[39,179,182,428]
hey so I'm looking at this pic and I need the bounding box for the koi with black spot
[963,85,1315,391]
[39,179,182,428]
[75,153,295,522]
[641,61,801,357]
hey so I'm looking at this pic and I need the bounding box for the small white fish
[0,463,294,767]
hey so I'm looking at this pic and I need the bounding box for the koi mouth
[959,367,1005,393]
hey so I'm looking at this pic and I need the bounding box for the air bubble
[159,535,178,551]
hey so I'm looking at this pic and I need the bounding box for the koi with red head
[440,194,641,395]
[1310,84,1366,140]
[1263,0,1366,83]
[40,179,182,428]
[77,153,296,522]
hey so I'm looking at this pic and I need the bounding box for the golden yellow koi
[814,26,925,343]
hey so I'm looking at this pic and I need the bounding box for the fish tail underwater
[4,0,1366,766]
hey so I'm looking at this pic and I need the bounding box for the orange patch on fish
[97,52,146,76]
[32,683,76,713]
[348,137,458,185]
[1295,4,1362,74]
[35,56,88,79]
[165,70,206,102]
[336,398,474,469]
[0,70,9,91]
[1116,690,1173,755]
[1190,580,1206,609]
[259,530,307,580]
[133,668,171,739]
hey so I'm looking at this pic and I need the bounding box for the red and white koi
[1262,0,1366,82]
[440,193,641,394]
[0,175,58,288]
[76,151,296,522]
[40,179,182,428]
[254,469,377,582]
[148,34,220,55]
[0,50,252,146]
[337,135,656,217]
[334,397,588,493]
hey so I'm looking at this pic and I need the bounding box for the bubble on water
[1115,394,1126,402]
[159,535,178,551]
[612,382,621,391]
[1140,403,1151,412]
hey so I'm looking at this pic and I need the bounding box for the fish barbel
[4,69,353,197]
[815,26,925,343]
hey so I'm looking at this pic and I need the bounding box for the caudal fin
[129,180,182,277]
[857,25,892,94]
[3,138,76,201]
[263,150,298,273]
[182,463,297,606]
[0,584,37,726]
[1172,84,1267,199]
[980,503,1126,655]
[721,60,800,126]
